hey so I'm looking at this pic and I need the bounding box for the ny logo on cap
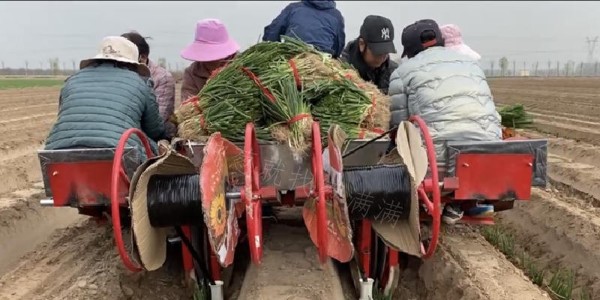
[381,28,390,40]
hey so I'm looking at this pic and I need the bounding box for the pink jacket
[148,59,176,137]
[440,24,481,61]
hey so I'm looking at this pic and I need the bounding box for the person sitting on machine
[340,15,398,94]
[263,0,346,58]
[388,19,501,224]
[44,36,167,154]
[440,23,481,61]
[122,31,177,138]
[180,19,240,101]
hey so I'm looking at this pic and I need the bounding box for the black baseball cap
[401,19,444,58]
[359,15,397,56]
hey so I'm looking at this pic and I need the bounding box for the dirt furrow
[496,188,600,299]
[0,184,83,275]
[496,99,600,120]
[0,151,45,195]
[530,118,600,145]
[0,119,54,150]
[529,111,600,128]
[0,104,57,120]
[410,227,549,300]
[237,222,346,300]
[0,212,191,300]
[524,131,600,167]
[516,107,600,123]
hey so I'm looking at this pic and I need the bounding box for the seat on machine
[38,148,141,208]
[446,139,547,187]
[443,139,547,201]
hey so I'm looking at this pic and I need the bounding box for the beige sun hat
[80,36,150,77]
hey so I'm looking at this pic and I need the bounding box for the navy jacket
[44,63,166,154]
[263,0,345,58]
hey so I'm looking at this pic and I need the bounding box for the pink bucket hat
[181,19,240,62]
[440,24,481,61]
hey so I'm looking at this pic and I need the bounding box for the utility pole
[580,62,584,76]
[556,61,560,76]
[534,62,539,77]
[586,36,599,63]
[25,61,29,77]
[512,60,516,76]
[547,61,551,77]
[490,61,495,77]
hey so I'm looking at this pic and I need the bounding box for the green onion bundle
[262,75,313,155]
[174,37,393,153]
[196,67,264,141]
[310,79,373,140]
[499,104,534,128]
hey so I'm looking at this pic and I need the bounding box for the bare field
[0,78,596,299]
[490,77,600,298]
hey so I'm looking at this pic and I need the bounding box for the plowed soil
[490,77,600,299]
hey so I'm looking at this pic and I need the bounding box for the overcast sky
[0,1,599,70]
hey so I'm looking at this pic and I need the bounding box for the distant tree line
[0,57,184,82]
[485,56,600,77]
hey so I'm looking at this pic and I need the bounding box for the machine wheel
[111,128,154,272]
[408,116,441,259]
[244,123,263,264]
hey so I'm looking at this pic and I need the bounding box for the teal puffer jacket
[44,63,166,154]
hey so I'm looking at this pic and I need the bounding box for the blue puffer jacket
[389,47,501,165]
[263,0,345,58]
[44,63,166,154]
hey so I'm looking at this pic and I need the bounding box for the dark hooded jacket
[340,39,399,95]
[263,0,345,58]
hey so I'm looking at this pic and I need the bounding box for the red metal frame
[310,121,328,264]
[111,128,154,273]
[242,122,329,265]
[244,123,264,264]
[408,115,441,259]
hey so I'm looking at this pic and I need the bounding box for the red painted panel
[454,154,534,200]
[47,161,128,207]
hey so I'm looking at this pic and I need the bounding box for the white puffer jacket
[389,46,501,164]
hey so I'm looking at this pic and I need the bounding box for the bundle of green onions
[173,36,393,153]
[498,104,534,128]
[262,74,313,154]
[310,79,373,140]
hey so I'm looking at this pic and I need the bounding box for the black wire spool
[147,174,204,227]
[343,164,412,222]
